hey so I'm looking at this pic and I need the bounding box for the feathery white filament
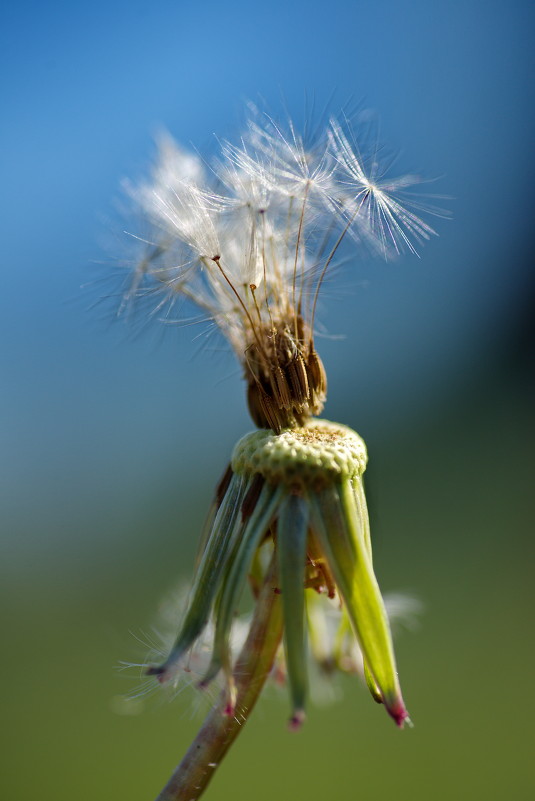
[118,107,441,361]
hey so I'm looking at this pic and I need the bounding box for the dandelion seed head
[111,103,443,431]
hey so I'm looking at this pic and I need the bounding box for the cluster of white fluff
[117,586,251,709]
[116,107,439,360]
[118,582,420,712]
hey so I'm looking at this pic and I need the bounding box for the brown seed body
[245,313,327,434]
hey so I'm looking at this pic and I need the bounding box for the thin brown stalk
[154,554,283,801]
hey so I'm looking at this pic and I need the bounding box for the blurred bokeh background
[1,1,534,799]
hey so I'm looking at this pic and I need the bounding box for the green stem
[154,554,283,801]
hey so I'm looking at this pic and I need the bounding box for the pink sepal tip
[388,699,411,729]
[223,701,236,717]
[146,665,170,685]
[288,710,306,732]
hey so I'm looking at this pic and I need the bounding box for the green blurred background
[1,1,534,799]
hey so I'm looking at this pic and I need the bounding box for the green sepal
[192,465,234,570]
[277,492,309,725]
[364,660,383,703]
[201,484,284,688]
[309,480,407,726]
[352,477,372,556]
[152,473,247,677]
[352,478,381,702]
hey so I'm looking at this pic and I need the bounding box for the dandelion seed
[329,117,441,256]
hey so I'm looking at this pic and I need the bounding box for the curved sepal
[201,484,284,708]
[147,473,246,681]
[309,480,409,727]
[277,492,309,729]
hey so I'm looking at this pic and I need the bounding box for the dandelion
[110,105,441,800]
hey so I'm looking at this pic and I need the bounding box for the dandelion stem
[154,553,283,801]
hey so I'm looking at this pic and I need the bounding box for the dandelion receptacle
[111,105,443,800]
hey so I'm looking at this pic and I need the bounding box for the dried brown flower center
[245,312,327,434]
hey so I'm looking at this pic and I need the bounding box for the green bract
[148,420,408,729]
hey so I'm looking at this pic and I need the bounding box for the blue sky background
[1,2,534,800]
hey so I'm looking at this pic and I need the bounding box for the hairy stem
[154,554,283,801]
